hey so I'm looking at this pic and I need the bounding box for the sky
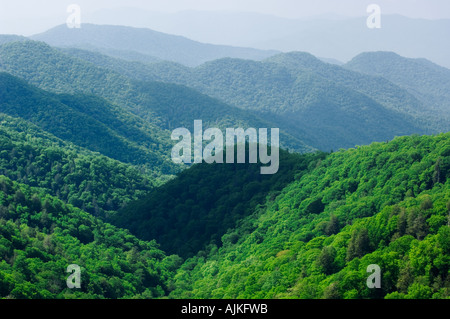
[1,0,450,35]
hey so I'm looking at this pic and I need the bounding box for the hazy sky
[1,0,449,35]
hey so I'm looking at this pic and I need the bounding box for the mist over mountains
[81,9,450,68]
[30,23,278,67]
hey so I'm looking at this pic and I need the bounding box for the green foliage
[0,41,312,154]
[112,149,326,258]
[78,50,439,151]
[0,71,177,174]
[0,176,179,299]
[0,114,162,217]
[168,133,450,299]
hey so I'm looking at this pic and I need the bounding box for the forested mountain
[112,150,326,258]
[0,119,448,299]
[0,72,176,173]
[164,133,450,299]
[67,48,434,150]
[0,175,179,299]
[0,41,312,153]
[0,113,162,217]
[0,24,449,301]
[30,24,278,67]
[345,52,450,118]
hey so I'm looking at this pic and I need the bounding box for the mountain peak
[30,24,278,67]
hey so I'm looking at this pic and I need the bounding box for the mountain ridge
[30,23,279,67]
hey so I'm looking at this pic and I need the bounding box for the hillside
[345,52,450,117]
[80,50,431,150]
[0,41,312,154]
[0,123,448,299]
[11,40,440,152]
[0,113,162,217]
[0,175,179,299]
[0,23,449,301]
[30,24,278,67]
[165,133,450,299]
[0,72,176,173]
[112,149,326,258]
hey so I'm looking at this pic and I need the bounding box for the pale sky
[1,0,449,35]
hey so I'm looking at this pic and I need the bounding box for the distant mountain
[0,40,312,154]
[77,49,432,150]
[82,9,450,69]
[345,51,450,116]
[264,52,449,132]
[30,24,279,67]
[0,34,27,45]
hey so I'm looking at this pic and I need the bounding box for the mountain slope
[168,133,450,299]
[0,72,176,173]
[0,41,313,154]
[0,113,161,217]
[30,24,278,67]
[0,175,179,299]
[91,51,430,150]
[112,149,326,258]
[345,51,450,117]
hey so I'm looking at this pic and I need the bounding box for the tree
[346,228,370,261]
[316,246,337,275]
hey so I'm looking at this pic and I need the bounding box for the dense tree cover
[0,125,448,299]
[0,175,181,299]
[167,133,450,299]
[31,24,277,67]
[0,37,448,300]
[0,72,176,173]
[0,41,312,154]
[345,51,450,118]
[66,48,440,151]
[0,114,165,217]
[112,149,326,258]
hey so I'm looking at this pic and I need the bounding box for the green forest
[0,32,449,300]
[1,127,448,299]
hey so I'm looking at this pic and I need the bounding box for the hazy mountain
[264,52,449,131]
[0,40,312,153]
[30,24,279,67]
[76,49,432,150]
[0,8,449,302]
[0,34,27,45]
[345,51,450,116]
[83,9,450,69]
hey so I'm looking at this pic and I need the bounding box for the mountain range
[80,9,450,69]
[0,22,448,300]
[30,24,279,67]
